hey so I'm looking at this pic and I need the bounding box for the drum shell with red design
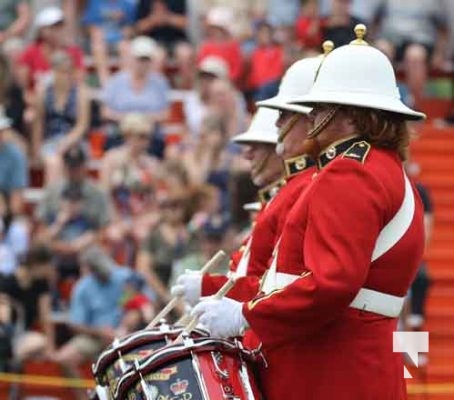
[113,337,263,400]
[92,325,208,397]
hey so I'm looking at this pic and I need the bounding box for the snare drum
[92,323,208,397]
[114,336,263,400]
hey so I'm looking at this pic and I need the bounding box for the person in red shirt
[248,21,285,102]
[17,6,84,91]
[117,273,155,337]
[192,26,427,400]
[197,6,243,86]
[295,0,322,51]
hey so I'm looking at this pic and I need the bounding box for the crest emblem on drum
[170,379,189,396]
[146,366,178,381]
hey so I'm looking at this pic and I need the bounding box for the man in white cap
[101,35,171,147]
[192,25,426,400]
[197,6,243,84]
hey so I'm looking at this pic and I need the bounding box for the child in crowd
[117,273,155,337]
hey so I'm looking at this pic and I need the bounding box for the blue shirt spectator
[82,0,137,45]
[101,70,170,114]
[69,264,131,329]
[0,142,27,195]
[267,0,300,26]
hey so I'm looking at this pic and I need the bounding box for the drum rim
[113,337,252,399]
[92,327,209,377]
[92,328,178,376]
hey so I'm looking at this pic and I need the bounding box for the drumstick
[146,250,226,329]
[175,275,237,342]
[175,313,192,326]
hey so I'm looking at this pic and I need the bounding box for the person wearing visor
[192,25,426,400]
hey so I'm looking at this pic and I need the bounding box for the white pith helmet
[232,108,279,145]
[256,55,325,114]
[290,25,426,121]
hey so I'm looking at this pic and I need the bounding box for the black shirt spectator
[136,0,188,50]
[0,52,25,135]
[0,274,49,330]
[321,15,363,47]
[0,244,55,363]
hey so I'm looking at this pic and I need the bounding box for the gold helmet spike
[350,24,368,46]
[322,40,334,55]
[314,40,335,83]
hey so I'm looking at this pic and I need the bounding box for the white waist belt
[263,272,405,318]
[349,288,405,318]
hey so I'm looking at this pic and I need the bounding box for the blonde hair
[120,113,152,136]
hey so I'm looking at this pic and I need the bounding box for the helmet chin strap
[275,113,301,156]
[303,105,340,158]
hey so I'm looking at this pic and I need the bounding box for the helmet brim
[290,92,426,121]
[257,95,312,115]
[231,131,278,145]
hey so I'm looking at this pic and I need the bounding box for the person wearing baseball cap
[197,56,229,80]
[197,6,243,84]
[183,56,230,138]
[53,245,132,400]
[101,36,170,149]
[18,6,84,89]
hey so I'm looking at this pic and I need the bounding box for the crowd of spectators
[0,0,452,398]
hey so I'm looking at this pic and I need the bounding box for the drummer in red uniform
[192,25,426,400]
[171,54,326,305]
[171,107,284,304]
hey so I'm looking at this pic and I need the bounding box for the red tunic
[202,155,316,303]
[243,137,425,400]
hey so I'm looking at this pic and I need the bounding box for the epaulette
[342,141,371,164]
[317,135,361,169]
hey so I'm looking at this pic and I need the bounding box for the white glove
[191,297,247,338]
[170,271,202,306]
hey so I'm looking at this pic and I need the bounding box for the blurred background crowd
[0,0,452,398]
